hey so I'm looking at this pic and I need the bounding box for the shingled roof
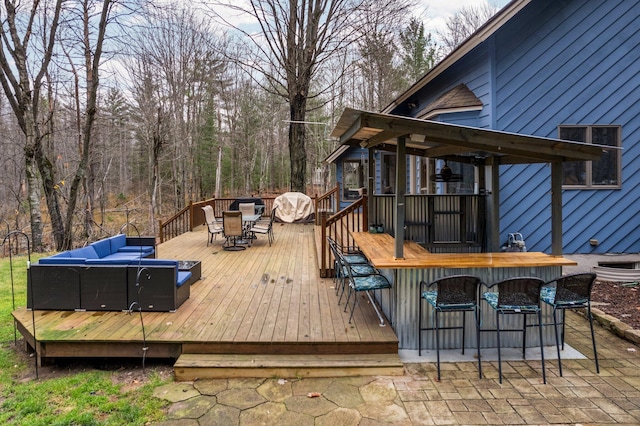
[415,84,483,119]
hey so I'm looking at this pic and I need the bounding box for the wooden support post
[551,162,563,256]
[489,161,500,252]
[368,148,375,226]
[394,136,407,259]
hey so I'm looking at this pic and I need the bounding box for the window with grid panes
[559,125,621,188]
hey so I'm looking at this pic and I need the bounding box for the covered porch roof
[329,108,607,257]
[330,108,605,165]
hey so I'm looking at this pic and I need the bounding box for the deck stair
[173,353,404,380]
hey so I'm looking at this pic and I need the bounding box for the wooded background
[0,0,495,251]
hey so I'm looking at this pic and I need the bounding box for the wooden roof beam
[361,112,604,162]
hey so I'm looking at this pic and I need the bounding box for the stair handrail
[315,183,339,225]
[319,196,368,277]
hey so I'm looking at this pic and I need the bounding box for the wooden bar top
[351,231,577,269]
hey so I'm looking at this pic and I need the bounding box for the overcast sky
[419,0,511,35]
[218,1,513,39]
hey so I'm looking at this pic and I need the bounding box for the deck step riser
[173,353,404,381]
[181,343,398,356]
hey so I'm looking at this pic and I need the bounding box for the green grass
[0,255,171,425]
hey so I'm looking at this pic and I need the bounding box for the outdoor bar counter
[351,231,577,350]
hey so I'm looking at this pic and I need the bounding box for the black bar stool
[480,277,546,384]
[541,272,599,376]
[418,275,483,381]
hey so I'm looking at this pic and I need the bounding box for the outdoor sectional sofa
[27,234,192,312]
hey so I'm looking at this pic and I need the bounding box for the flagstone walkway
[151,310,640,425]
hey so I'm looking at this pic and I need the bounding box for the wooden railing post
[158,219,164,243]
[321,211,327,277]
[313,194,317,225]
[362,195,368,232]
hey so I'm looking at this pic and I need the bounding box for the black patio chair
[328,236,377,305]
[541,272,599,376]
[342,256,392,326]
[418,275,483,381]
[327,236,370,298]
[481,277,546,384]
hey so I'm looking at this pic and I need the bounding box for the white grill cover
[273,192,315,223]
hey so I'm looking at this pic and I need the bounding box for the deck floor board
[13,223,398,359]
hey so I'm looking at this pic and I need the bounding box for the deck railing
[314,183,339,225]
[159,204,192,243]
[318,196,368,277]
[159,196,279,243]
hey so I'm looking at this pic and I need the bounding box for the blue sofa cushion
[134,259,178,267]
[40,246,99,264]
[102,252,145,261]
[38,257,86,265]
[90,239,112,258]
[69,246,100,259]
[85,258,133,265]
[108,234,127,252]
[177,271,192,288]
[117,246,154,256]
[52,251,72,258]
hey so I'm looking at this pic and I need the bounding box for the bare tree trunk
[34,133,66,249]
[150,108,163,232]
[63,0,112,250]
[211,0,358,194]
[0,0,64,251]
[215,112,223,198]
[215,145,222,199]
[289,94,308,192]
[24,155,44,249]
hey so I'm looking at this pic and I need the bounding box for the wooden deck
[12,223,399,376]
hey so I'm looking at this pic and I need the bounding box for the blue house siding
[403,45,492,123]
[495,1,639,135]
[434,110,480,128]
[491,0,640,253]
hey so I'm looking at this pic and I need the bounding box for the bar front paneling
[388,266,562,350]
[352,232,573,350]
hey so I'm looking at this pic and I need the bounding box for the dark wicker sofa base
[27,235,195,312]
[28,261,192,312]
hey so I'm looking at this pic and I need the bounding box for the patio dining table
[241,213,262,244]
[242,213,261,225]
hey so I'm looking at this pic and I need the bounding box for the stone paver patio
[151,309,640,425]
